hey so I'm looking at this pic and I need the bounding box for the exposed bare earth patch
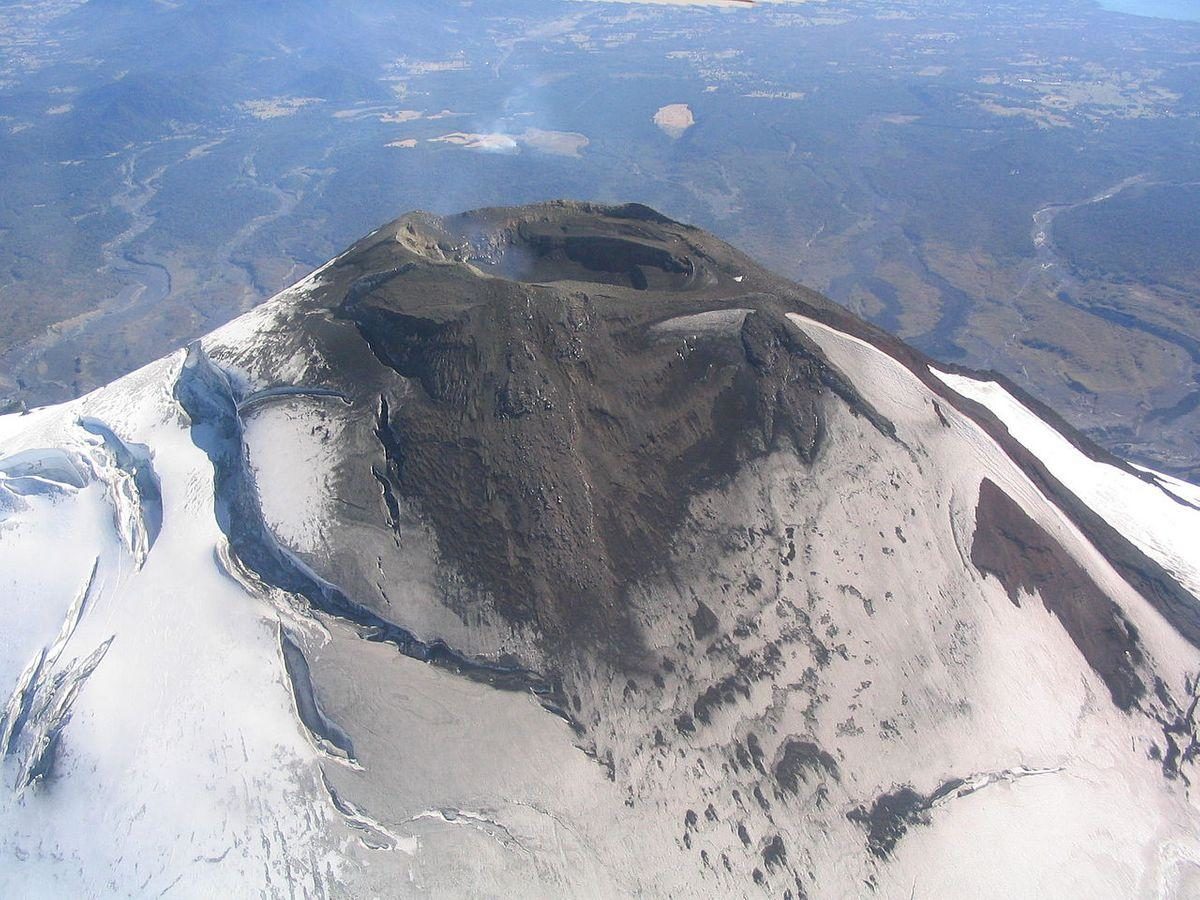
[518,127,590,157]
[654,103,695,138]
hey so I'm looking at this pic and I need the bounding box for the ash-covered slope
[2,201,1199,897]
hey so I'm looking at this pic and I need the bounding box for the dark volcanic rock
[847,786,931,859]
[691,600,720,639]
[333,202,890,658]
[773,738,840,794]
[972,477,1146,710]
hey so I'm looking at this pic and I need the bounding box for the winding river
[1021,176,1200,438]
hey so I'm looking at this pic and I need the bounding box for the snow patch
[931,367,1200,600]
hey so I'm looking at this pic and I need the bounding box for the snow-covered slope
[1,203,1198,897]
[930,367,1200,598]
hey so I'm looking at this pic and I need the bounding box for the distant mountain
[64,74,208,155]
[284,65,392,103]
[1,202,1198,896]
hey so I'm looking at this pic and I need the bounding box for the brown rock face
[971,477,1146,710]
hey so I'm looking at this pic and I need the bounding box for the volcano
[2,202,1198,897]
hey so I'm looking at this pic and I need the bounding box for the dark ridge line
[443,200,685,232]
[813,348,897,442]
[770,313,898,443]
[929,357,1200,514]
[341,264,416,307]
[370,466,401,534]
[171,341,576,725]
[320,765,360,820]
